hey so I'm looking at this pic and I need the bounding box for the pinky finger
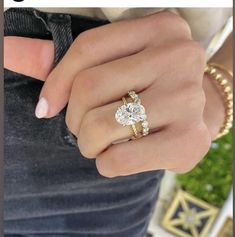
[95,127,209,178]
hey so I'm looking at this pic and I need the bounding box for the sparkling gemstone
[143,128,149,133]
[128,91,136,96]
[128,91,139,103]
[143,128,149,136]
[115,103,146,126]
[142,121,149,127]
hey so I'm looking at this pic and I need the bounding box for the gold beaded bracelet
[205,63,233,139]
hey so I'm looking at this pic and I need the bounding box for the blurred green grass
[177,131,233,207]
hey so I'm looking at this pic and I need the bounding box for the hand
[4,12,212,177]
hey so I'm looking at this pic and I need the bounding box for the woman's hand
[65,39,211,177]
[4,12,212,177]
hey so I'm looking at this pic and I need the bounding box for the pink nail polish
[35,97,48,118]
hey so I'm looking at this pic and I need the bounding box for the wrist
[203,74,225,140]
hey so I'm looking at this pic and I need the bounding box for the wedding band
[115,91,149,138]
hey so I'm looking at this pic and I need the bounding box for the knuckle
[78,145,94,159]
[72,71,88,92]
[74,29,95,54]
[78,110,110,158]
[153,11,192,39]
[96,159,117,178]
[72,70,98,103]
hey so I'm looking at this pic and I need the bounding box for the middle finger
[66,40,193,136]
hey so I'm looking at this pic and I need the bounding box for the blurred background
[147,131,233,237]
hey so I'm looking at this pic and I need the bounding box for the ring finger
[77,87,186,158]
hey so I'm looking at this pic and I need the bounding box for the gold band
[205,64,233,139]
[131,124,139,138]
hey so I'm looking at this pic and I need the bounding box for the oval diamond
[115,103,146,126]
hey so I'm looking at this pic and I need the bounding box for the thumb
[4,36,54,81]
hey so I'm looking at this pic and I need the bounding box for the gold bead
[226,93,233,100]
[222,129,229,134]
[226,122,233,129]
[225,120,233,128]
[227,101,233,108]
[224,86,231,93]
[220,79,228,85]
[226,109,233,115]
[215,74,222,80]
[227,116,233,123]
[211,68,217,75]
[204,66,209,72]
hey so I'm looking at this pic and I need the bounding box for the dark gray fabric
[4,8,165,237]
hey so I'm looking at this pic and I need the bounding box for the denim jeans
[4,8,165,237]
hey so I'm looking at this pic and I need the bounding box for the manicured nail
[35,97,48,118]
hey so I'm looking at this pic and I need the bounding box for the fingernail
[35,97,48,118]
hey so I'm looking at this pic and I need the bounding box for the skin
[4,12,233,177]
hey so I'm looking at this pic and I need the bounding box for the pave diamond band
[115,91,149,138]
